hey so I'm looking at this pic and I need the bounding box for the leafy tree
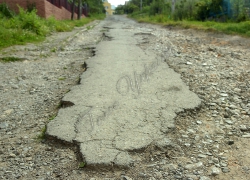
[68,0,104,20]
[210,0,223,15]
[71,0,76,20]
[231,0,247,21]
[115,0,248,22]
[115,5,125,14]
[195,0,211,21]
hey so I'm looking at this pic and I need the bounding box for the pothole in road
[102,33,113,41]
[134,32,154,36]
[103,26,114,30]
[82,61,87,70]
[81,46,96,56]
[60,100,75,108]
[101,26,113,33]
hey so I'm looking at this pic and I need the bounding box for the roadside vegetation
[115,0,250,37]
[0,2,105,50]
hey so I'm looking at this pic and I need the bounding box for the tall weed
[18,7,49,35]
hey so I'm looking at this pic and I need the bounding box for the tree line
[67,0,105,20]
[115,0,250,22]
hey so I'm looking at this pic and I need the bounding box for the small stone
[184,162,203,170]
[211,166,221,176]
[182,135,189,138]
[240,125,248,131]
[185,174,198,180]
[186,62,192,65]
[242,134,250,138]
[220,93,228,97]
[26,157,33,161]
[146,164,156,167]
[199,176,210,180]
[11,85,19,89]
[4,109,14,115]
[225,119,233,124]
[197,154,207,158]
[234,88,241,92]
[229,104,237,109]
[196,121,202,125]
[222,167,230,173]
[9,153,16,158]
[0,122,8,129]
[206,152,213,156]
[227,140,234,145]
[139,173,147,178]
[154,172,162,179]
[163,163,178,171]
[121,175,132,180]
[174,175,182,179]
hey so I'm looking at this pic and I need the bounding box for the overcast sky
[107,0,126,7]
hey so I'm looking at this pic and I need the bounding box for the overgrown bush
[0,3,105,49]
[120,0,249,22]
[0,3,14,18]
[195,0,211,21]
[149,0,171,16]
[17,7,49,35]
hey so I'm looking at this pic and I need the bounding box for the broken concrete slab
[46,16,201,168]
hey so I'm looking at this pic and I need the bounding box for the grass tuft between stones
[79,162,85,168]
[37,126,46,141]
[1,56,22,62]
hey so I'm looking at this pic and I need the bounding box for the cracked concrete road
[46,16,201,168]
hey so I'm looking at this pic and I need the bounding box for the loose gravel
[0,16,249,180]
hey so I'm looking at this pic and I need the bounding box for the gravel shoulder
[0,16,249,180]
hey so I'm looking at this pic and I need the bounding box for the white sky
[107,0,126,7]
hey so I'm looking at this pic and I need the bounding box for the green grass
[79,162,85,168]
[129,14,250,37]
[49,115,56,121]
[37,126,46,140]
[0,7,105,50]
[58,77,66,81]
[0,56,22,62]
[36,115,57,141]
[50,47,57,52]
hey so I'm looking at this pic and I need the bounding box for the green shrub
[0,3,14,18]
[0,56,22,62]
[0,6,105,50]
[18,7,49,35]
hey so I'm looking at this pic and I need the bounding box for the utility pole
[171,0,175,14]
[78,0,82,20]
[71,0,76,20]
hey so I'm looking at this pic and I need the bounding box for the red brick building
[0,0,86,20]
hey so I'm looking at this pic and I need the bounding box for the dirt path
[0,16,249,180]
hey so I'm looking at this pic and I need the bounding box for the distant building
[111,5,116,14]
[103,0,114,15]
